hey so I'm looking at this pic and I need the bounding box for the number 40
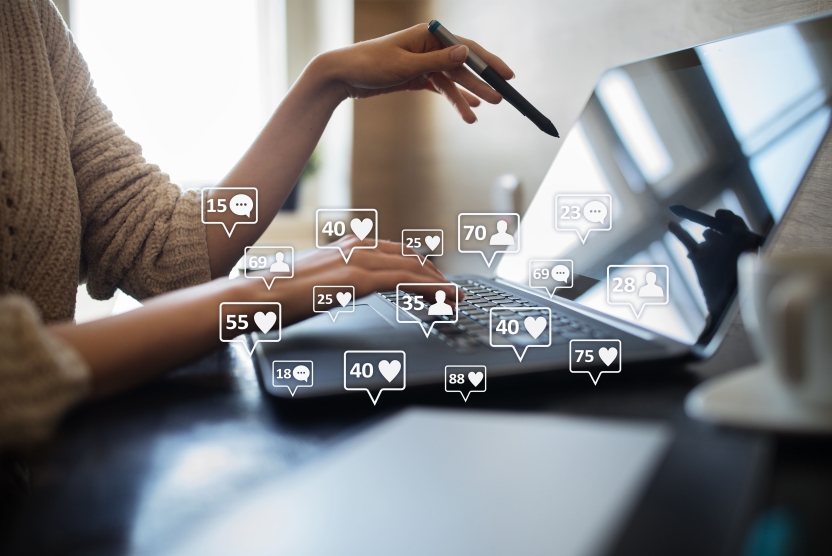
[350,362,373,378]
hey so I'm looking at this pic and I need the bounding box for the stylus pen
[669,205,764,241]
[428,20,559,138]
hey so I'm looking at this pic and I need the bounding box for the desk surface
[2,340,831,556]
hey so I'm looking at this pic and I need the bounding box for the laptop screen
[497,15,832,346]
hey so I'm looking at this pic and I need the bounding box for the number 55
[226,314,248,330]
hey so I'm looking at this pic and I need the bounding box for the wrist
[231,277,270,304]
[301,51,350,104]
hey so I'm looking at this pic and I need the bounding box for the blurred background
[59,0,823,321]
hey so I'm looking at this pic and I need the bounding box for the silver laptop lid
[498,15,832,347]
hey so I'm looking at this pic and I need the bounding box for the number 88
[448,374,464,384]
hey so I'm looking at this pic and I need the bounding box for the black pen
[669,205,764,242]
[428,20,559,138]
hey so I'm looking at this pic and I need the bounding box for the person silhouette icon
[638,271,664,298]
[427,290,454,316]
[489,220,515,246]
[269,252,290,273]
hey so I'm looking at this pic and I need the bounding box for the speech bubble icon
[219,302,281,356]
[292,365,310,382]
[555,194,612,244]
[344,350,406,405]
[316,209,378,263]
[489,307,552,361]
[313,285,356,322]
[529,260,574,298]
[201,187,259,237]
[606,265,670,319]
[271,360,313,396]
[569,339,622,385]
[402,229,444,265]
[552,264,571,283]
[230,194,253,217]
[244,246,294,289]
[395,283,459,337]
[583,200,608,224]
[445,365,487,402]
[457,213,520,267]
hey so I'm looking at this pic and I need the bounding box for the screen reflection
[498,16,832,345]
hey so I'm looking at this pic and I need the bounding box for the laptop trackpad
[288,303,395,335]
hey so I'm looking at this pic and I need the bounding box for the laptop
[254,14,832,399]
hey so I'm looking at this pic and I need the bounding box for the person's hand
[247,236,460,325]
[669,209,762,321]
[317,23,514,123]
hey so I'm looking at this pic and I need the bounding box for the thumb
[407,44,468,75]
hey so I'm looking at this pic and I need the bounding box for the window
[698,25,830,219]
[71,0,287,188]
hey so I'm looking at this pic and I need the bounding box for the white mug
[738,252,832,407]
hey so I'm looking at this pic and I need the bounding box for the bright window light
[698,25,821,148]
[750,106,831,219]
[597,69,673,183]
[70,0,287,188]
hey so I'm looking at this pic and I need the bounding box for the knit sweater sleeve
[0,296,89,449]
[56,18,212,300]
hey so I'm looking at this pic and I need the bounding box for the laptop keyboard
[378,279,606,353]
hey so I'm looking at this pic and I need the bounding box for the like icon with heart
[219,302,282,356]
[569,339,622,385]
[401,229,444,265]
[378,360,401,382]
[523,316,548,339]
[254,311,277,334]
[336,292,352,306]
[344,351,407,405]
[312,285,356,322]
[598,347,618,366]
[445,365,487,402]
[350,217,374,241]
[425,235,441,251]
[316,209,378,263]
[490,307,552,362]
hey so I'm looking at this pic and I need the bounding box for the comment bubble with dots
[529,259,574,298]
[201,187,258,237]
[555,194,612,244]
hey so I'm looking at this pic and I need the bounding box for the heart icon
[425,235,441,251]
[350,218,374,241]
[468,371,484,387]
[598,347,618,366]
[378,359,401,383]
[523,316,547,339]
[336,291,352,307]
[254,311,277,334]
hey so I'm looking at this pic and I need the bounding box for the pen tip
[540,121,559,138]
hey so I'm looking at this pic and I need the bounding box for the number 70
[463,225,486,240]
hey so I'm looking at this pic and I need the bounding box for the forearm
[205,54,347,278]
[46,238,452,399]
[49,279,255,398]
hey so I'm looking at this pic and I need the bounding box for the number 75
[575,349,594,362]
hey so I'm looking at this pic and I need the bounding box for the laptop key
[561,331,591,340]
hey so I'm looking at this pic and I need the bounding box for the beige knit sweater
[0,0,212,448]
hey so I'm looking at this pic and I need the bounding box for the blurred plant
[300,149,321,182]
